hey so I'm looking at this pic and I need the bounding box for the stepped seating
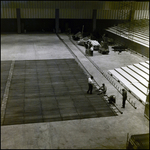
[108,61,149,104]
[115,68,147,95]
[108,69,147,103]
[107,26,149,47]
[133,64,149,75]
[106,28,149,47]
[145,61,149,64]
[106,19,149,48]
[121,67,148,88]
[115,25,149,37]
[128,65,149,81]
[118,19,149,30]
[139,62,149,69]
[116,26,149,40]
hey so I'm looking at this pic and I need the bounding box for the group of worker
[87,75,127,108]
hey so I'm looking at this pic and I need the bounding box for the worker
[108,95,116,104]
[87,76,94,94]
[98,83,107,95]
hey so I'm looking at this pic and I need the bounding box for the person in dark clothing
[84,41,90,56]
[87,76,94,94]
[122,89,127,108]
[108,95,116,104]
[118,50,122,54]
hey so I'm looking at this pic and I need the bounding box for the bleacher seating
[145,61,149,64]
[139,62,149,69]
[108,61,149,104]
[106,19,149,48]
[133,64,149,75]
[121,66,148,88]
[115,68,147,94]
[108,69,147,103]
[128,65,149,81]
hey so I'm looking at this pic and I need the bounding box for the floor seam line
[1,60,15,125]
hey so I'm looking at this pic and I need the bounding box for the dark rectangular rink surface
[2,59,117,125]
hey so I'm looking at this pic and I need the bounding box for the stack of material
[87,40,101,51]
[99,41,109,54]
[72,32,82,41]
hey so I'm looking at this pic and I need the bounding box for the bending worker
[98,83,107,95]
[108,95,116,104]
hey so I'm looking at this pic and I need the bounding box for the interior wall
[21,19,55,32]
[1,1,149,33]
[1,19,17,33]
[1,19,124,34]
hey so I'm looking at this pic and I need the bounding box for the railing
[102,70,137,109]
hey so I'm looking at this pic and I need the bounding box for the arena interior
[1,1,149,149]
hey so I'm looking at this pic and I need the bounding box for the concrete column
[92,9,97,32]
[55,9,59,33]
[16,8,21,33]
[129,9,135,21]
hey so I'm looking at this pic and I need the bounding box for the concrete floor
[1,33,149,149]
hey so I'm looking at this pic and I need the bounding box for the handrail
[108,71,142,107]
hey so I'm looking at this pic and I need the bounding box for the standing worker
[84,42,88,56]
[87,76,94,94]
[90,45,94,56]
[122,89,127,108]
[84,41,90,56]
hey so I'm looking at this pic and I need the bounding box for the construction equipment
[72,32,83,41]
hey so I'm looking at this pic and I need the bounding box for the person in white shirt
[87,76,94,94]
[90,46,94,56]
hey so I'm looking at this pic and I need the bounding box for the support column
[129,9,135,21]
[16,8,21,33]
[55,9,59,34]
[92,9,97,32]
